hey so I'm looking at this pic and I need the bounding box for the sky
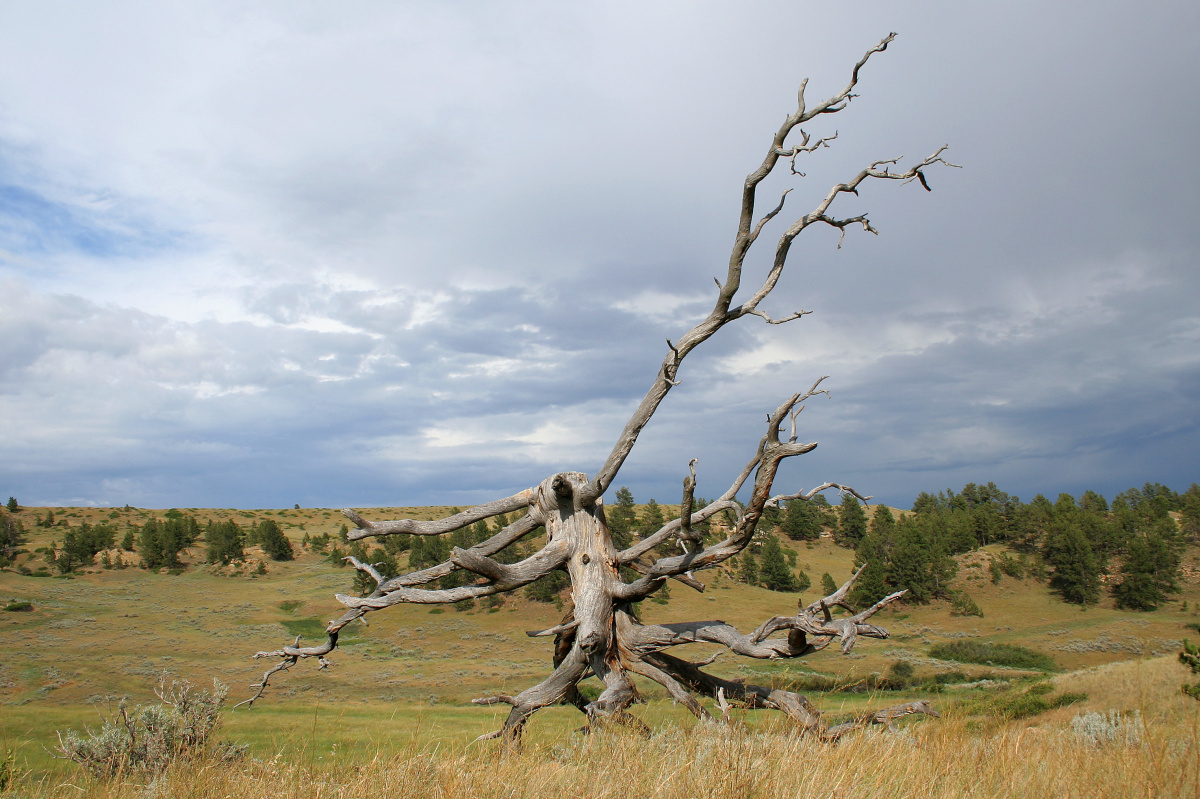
[1,1,1198,511]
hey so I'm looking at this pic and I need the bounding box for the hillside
[2,504,1199,779]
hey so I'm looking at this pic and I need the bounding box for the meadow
[2,504,1199,797]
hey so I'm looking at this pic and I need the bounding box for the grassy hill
[2,504,1199,788]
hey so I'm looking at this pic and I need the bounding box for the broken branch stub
[246,33,953,742]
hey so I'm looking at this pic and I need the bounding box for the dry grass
[5,505,1200,797]
[10,689,1198,799]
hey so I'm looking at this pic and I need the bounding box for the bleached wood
[247,33,952,743]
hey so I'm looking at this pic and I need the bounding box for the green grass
[929,640,1058,671]
[2,505,1199,786]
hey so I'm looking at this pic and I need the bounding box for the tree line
[3,481,1196,615]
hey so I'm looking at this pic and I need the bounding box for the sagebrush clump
[1070,709,1144,747]
[56,678,238,779]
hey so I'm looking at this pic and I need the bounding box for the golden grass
[11,691,1199,798]
[5,506,1200,797]
[3,658,1196,798]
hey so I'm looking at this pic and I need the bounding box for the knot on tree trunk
[580,630,604,655]
[552,474,574,502]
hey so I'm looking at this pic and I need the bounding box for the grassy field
[2,504,1200,795]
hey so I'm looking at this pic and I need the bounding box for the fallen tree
[245,32,955,743]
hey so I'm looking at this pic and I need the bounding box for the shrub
[949,589,984,617]
[1182,639,1200,700]
[929,640,1058,671]
[1071,710,1145,747]
[56,679,237,779]
[4,600,32,612]
[992,686,1087,720]
[0,748,14,792]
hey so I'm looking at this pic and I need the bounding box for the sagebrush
[56,678,238,779]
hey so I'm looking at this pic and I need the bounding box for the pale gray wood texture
[243,33,955,741]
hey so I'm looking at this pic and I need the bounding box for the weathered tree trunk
[244,32,955,744]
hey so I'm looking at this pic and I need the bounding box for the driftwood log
[244,33,955,744]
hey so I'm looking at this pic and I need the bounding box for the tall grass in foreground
[16,656,1200,799]
[12,712,1197,799]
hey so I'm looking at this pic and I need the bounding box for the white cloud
[1,1,1198,508]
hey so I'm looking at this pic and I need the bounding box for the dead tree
[244,33,955,743]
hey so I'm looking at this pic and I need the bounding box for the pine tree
[795,570,811,593]
[869,505,896,539]
[848,532,890,608]
[836,494,868,547]
[0,508,26,565]
[1043,519,1101,605]
[1180,483,1200,544]
[758,535,798,591]
[205,520,245,565]
[759,503,782,532]
[780,498,822,541]
[5,497,17,512]
[641,499,665,537]
[739,550,759,586]
[1113,528,1181,611]
[820,572,837,596]
[607,487,638,549]
[258,519,294,562]
[139,520,176,569]
[887,516,934,602]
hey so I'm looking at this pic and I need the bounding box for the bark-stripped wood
[246,33,955,741]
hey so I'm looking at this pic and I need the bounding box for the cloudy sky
[1,1,1197,511]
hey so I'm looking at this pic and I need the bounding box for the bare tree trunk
[244,32,956,744]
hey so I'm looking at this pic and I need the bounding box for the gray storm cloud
[0,1,1197,508]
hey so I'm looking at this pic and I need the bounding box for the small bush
[886,660,915,688]
[1071,710,1145,747]
[4,600,32,612]
[974,682,1087,720]
[949,589,984,617]
[929,640,1057,671]
[56,679,235,779]
[1182,639,1200,700]
[0,747,16,791]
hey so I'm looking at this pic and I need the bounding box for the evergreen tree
[820,572,838,596]
[1079,489,1109,514]
[257,519,294,561]
[738,550,759,586]
[911,491,942,514]
[121,529,136,551]
[0,507,26,565]
[204,520,244,565]
[759,503,782,532]
[869,505,896,540]
[352,546,397,596]
[607,487,638,549]
[525,568,570,603]
[944,509,977,554]
[641,499,665,536]
[758,534,798,591]
[139,520,177,569]
[848,532,890,608]
[835,494,868,547]
[5,497,17,512]
[1043,519,1101,604]
[780,498,822,541]
[795,570,811,593]
[381,532,412,556]
[1112,527,1181,611]
[816,494,836,529]
[887,516,934,602]
[1180,483,1200,544]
